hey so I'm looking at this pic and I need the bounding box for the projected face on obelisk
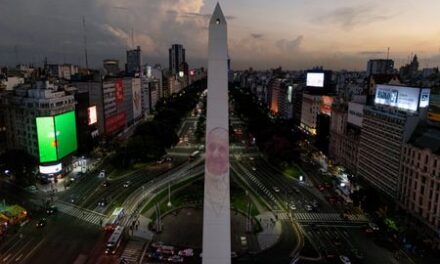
[206,127,229,177]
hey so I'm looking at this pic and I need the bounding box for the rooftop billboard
[306,72,324,88]
[374,85,420,112]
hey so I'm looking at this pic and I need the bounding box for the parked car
[339,255,351,264]
[36,218,47,228]
[168,255,184,263]
[147,251,163,260]
[178,248,194,257]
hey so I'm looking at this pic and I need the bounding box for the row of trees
[230,85,303,164]
[111,79,207,169]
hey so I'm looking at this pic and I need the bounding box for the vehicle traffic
[105,226,124,254]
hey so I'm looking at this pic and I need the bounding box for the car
[123,181,130,188]
[318,184,325,191]
[98,170,106,178]
[368,222,380,231]
[305,204,313,212]
[46,205,57,215]
[272,186,280,193]
[36,218,47,228]
[178,248,194,257]
[102,181,109,187]
[98,198,107,207]
[151,241,164,248]
[168,255,184,263]
[148,251,163,260]
[157,245,175,255]
[231,251,238,258]
[251,167,256,171]
[26,185,38,193]
[289,203,297,210]
[312,200,319,208]
[339,255,351,264]
[249,157,254,161]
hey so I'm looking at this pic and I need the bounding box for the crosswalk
[120,239,146,264]
[55,201,106,226]
[292,212,368,224]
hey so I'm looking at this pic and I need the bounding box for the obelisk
[202,3,231,264]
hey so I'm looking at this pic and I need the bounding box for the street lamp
[167,183,172,207]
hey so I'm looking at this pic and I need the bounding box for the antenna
[82,16,89,69]
[386,47,390,60]
[131,26,134,49]
[14,45,19,65]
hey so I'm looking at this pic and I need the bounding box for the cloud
[275,36,303,52]
[315,6,393,30]
[251,33,263,39]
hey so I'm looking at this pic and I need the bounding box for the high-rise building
[169,44,186,76]
[300,93,321,135]
[126,46,142,75]
[366,59,394,76]
[357,84,430,198]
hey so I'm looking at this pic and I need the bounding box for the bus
[188,150,200,161]
[105,226,125,255]
[104,207,125,231]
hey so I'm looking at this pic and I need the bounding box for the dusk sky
[1,0,440,70]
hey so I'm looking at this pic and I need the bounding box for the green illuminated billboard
[55,111,78,160]
[36,111,78,163]
[36,117,58,163]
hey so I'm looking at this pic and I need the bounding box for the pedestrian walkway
[120,239,147,264]
[54,200,106,226]
[256,211,282,251]
[293,212,368,224]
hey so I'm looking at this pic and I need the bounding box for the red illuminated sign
[115,80,123,103]
[105,112,126,135]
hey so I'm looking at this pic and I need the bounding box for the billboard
[320,96,334,116]
[88,106,97,125]
[428,93,440,122]
[115,79,123,103]
[36,117,57,163]
[348,102,364,127]
[374,85,420,112]
[287,86,293,103]
[419,88,431,108]
[105,112,126,135]
[36,111,78,163]
[55,111,78,160]
[132,80,142,119]
[306,72,324,87]
[39,163,62,174]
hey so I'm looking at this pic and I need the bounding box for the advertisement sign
[419,88,431,108]
[132,80,142,119]
[54,111,78,160]
[348,102,364,127]
[36,116,57,163]
[36,111,78,163]
[287,86,293,103]
[39,163,62,174]
[428,93,440,122]
[88,106,97,125]
[306,72,324,87]
[105,112,126,135]
[375,85,420,112]
[115,79,123,103]
[320,96,334,116]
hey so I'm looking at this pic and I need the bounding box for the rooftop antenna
[386,47,390,61]
[82,16,89,69]
[131,26,135,49]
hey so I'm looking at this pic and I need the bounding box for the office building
[366,59,394,76]
[169,44,186,76]
[126,46,142,75]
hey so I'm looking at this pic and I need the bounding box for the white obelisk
[202,3,231,264]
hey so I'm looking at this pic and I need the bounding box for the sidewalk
[255,211,282,251]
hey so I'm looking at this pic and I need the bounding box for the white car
[339,255,351,264]
[123,181,130,188]
[178,248,194,257]
[272,186,280,193]
[289,203,297,210]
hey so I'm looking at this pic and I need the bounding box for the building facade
[126,46,142,75]
[400,126,440,232]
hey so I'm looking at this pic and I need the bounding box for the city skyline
[1,0,440,70]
